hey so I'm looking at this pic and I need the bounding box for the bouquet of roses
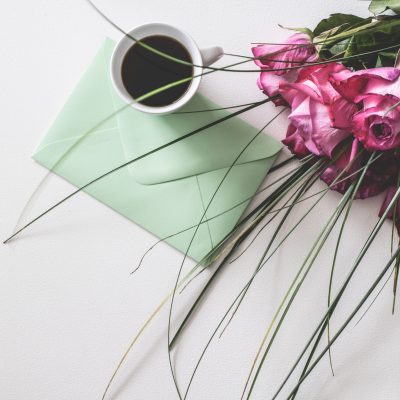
[252,8,400,233]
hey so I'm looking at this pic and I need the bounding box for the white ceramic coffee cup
[110,23,223,114]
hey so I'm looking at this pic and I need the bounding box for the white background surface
[1,1,400,399]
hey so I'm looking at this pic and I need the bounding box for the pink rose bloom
[352,95,400,151]
[330,68,400,151]
[279,63,357,157]
[252,33,317,106]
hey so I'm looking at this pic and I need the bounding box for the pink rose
[331,68,400,151]
[252,33,316,73]
[279,63,357,157]
[352,95,400,151]
[252,33,317,106]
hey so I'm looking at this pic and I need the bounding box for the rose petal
[258,70,298,105]
[329,97,358,129]
[330,67,400,103]
[309,100,351,157]
[282,123,310,157]
[287,96,324,155]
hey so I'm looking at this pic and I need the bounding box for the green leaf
[278,24,314,39]
[369,0,400,15]
[313,13,365,37]
[314,17,400,70]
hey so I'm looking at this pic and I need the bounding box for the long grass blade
[355,267,395,326]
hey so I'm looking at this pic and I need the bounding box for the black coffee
[121,35,194,107]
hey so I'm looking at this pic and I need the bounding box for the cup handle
[199,46,224,66]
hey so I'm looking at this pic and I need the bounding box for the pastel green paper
[33,38,282,261]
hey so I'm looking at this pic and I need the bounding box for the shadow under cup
[120,35,194,108]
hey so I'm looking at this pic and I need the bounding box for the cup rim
[110,23,202,115]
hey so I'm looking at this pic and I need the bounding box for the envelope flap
[110,74,282,185]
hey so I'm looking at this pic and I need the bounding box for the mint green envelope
[33,38,282,261]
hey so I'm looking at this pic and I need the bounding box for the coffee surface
[121,35,193,107]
